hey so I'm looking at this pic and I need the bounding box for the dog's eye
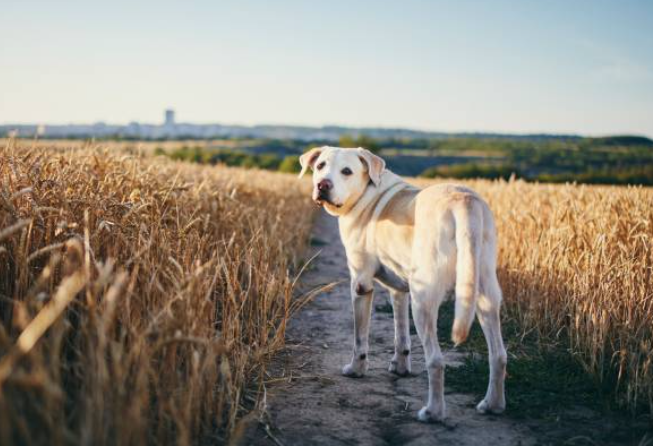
[341,167,353,176]
[316,161,326,170]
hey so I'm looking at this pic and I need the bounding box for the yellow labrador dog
[298,146,507,422]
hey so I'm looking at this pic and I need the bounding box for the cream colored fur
[299,146,508,422]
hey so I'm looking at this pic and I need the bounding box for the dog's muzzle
[315,191,332,207]
[314,179,335,207]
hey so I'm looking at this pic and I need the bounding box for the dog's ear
[357,148,386,186]
[298,147,323,179]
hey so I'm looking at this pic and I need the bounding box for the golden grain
[415,177,653,414]
[0,142,314,445]
[2,142,651,446]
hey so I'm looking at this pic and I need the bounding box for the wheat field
[415,177,653,415]
[493,180,652,415]
[0,141,651,446]
[0,141,314,445]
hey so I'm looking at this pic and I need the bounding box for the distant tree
[192,147,203,163]
[420,163,520,180]
[339,134,356,148]
[339,134,380,154]
[279,156,301,173]
[258,154,282,170]
[356,135,380,154]
[586,136,653,147]
[241,156,257,169]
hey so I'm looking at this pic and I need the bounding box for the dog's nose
[317,179,333,191]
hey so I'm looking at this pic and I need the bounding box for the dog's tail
[451,199,483,346]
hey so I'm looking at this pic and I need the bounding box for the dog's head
[298,146,386,216]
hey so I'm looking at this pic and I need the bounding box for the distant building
[164,109,175,127]
[126,121,141,137]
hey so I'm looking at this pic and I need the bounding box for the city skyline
[1,107,651,139]
[6,108,600,141]
[1,1,652,137]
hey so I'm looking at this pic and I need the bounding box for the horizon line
[3,120,652,139]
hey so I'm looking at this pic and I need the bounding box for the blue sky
[1,0,652,136]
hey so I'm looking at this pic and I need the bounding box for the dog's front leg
[342,274,374,378]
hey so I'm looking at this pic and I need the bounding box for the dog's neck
[338,169,408,235]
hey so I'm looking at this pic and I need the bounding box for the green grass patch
[437,300,611,419]
[433,300,653,444]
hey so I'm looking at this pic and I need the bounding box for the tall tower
[164,109,175,127]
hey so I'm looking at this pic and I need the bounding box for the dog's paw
[417,405,446,423]
[388,359,411,377]
[476,398,505,415]
[388,350,411,376]
[342,362,366,378]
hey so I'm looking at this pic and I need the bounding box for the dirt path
[240,211,544,446]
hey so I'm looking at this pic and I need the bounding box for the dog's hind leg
[476,266,507,414]
[388,290,411,376]
[410,272,449,422]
